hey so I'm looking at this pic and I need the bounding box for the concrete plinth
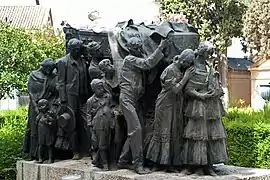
[16,158,270,180]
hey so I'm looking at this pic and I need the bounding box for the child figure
[87,79,113,171]
[36,99,57,164]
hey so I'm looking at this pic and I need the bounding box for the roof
[0,6,52,29]
[227,57,254,71]
[250,56,267,68]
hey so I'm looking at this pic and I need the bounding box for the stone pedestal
[17,158,270,180]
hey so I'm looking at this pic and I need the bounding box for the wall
[0,90,18,110]
[250,62,270,109]
[228,70,251,106]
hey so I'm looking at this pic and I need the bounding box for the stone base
[17,158,270,180]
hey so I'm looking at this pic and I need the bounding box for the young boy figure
[36,99,57,164]
[87,79,113,171]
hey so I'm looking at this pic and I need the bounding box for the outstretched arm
[128,39,169,70]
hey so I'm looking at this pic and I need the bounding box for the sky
[0,0,246,58]
[0,0,160,29]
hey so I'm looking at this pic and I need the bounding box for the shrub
[224,105,270,168]
[0,22,65,99]
[256,136,270,169]
[0,107,27,180]
[1,105,270,180]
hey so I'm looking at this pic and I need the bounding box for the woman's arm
[172,77,189,94]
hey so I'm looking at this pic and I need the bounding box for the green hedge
[224,105,270,168]
[0,107,27,180]
[1,105,270,179]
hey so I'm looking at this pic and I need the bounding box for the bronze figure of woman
[146,49,195,171]
[181,42,228,176]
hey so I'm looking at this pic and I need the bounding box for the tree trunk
[218,53,229,108]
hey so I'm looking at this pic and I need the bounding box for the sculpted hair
[126,37,143,49]
[38,99,49,106]
[67,38,83,48]
[41,58,56,69]
[174,49,195,63]
[195,42,211,55]
[87,41,101,51]
[90,78,104,90]
[98,59,111,72]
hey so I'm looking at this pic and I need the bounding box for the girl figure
[181,42,228,176]
[146,49,195,171]
[36,99,57,164]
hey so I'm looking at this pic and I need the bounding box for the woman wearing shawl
[181,42,228,176]
[146,49,195,171]
[22,58,57,159]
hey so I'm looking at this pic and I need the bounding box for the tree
[158,0,247,53]
[0,23,65,99]
[243,0,270,61]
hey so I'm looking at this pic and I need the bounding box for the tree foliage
[0,23,65,99]
[243,0,270,61]
[158,0,247,53]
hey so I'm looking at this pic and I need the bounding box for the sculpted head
[195,41,213,58]
[98,59,115,76]
[86,41,103,59]
[68,38,83,59]
[37,99,49,112]
[126,37,143,57]
[90,78,105,97]
[41,58,56,76]
[173,49,195,69]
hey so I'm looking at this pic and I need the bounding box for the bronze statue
[57,38,92,160]
[36,99,57,164]
[87,41,104,80]
[181,42,228,176]
[98,59,116,94]
[87,79,113,171]
[118,36,169,174]
[20,21,232,177]
[146,50,195,172]
[22,58,57,160]
[98,59,124,163]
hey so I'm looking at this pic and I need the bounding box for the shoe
[135,166,151,175]
[117,162,133,170]
[48,159,54,164]
[181,168,193,175]
[36,159,44,164]
[103,164,109,171]
[72,153,81,160]
[194,168,204,176]
[205,167,218,176]
[166,167,179,173]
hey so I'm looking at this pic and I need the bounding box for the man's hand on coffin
[162,47,170,57]
[159,39,170,49]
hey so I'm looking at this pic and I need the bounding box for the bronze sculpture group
[22,21,228,176]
